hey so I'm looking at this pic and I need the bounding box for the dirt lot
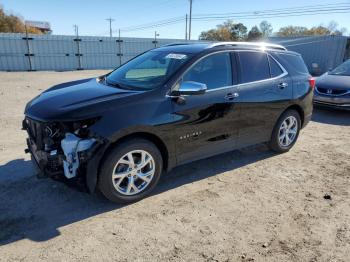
[0,71,349,262]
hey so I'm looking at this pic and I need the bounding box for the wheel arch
[101,132,170,172]
[279,104,305,127]
[269,104,305,142]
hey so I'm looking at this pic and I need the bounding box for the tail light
[308,78,316,89]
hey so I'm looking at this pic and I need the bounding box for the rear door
[234,51,293,147]
[171,51,241,164]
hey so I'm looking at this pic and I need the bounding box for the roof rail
[163,42,194,47]
[206,42,287,51]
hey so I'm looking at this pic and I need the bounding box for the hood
[24,78,141,121]
[316,73,350,90]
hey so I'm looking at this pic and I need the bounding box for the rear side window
[238,52,270,83]
[285,54,309,74]
[269,56,284,77]
[183,52,232,90]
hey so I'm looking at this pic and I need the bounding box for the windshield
[329,59,350,76]
[105,50,193,90]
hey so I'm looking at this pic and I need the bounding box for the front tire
[98,138,163,204]
[268,109,301,153]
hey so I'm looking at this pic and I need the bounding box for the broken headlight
[71,117,100,138]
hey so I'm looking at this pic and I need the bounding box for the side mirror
[172,81,207,96]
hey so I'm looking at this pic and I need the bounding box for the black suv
[23,42,314,203]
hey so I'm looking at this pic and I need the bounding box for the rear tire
[98,138,163,204]
[268,109,301,153]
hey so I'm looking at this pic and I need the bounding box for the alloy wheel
[111,150,155,196]
[278,116,298,147]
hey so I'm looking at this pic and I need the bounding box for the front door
[170,51,241,165]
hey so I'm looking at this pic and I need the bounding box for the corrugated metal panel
[0,34,29,71]
[0,33,347,72]
[0,33,196,71]
[269,35,348,74]
[30,35,77,70]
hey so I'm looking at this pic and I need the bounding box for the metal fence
[0,33,197,71]
[269,35,349,74]
[0,33,348,73]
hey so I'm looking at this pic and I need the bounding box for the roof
[155,41,287,54]
[25,20,51,30]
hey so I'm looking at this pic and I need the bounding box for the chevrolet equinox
[23,42,314,203]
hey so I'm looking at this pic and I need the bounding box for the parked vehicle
[23,42,314,203]
[314,59,350,110]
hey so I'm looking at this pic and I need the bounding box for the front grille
[25,117,44,150]
[47,155,62,172]
[316,87,349,96]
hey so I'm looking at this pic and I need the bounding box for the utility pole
[106,17,115,37]
[24,23,33,71]
[188,0,193,40]
[73,24,82,70]
[73,24,79,37]
[118,29,122,66]
[185,14,188,40]
[154,31,159,48]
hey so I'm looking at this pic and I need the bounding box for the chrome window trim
[235,50,288,88]
[167,49,288,96]
[168,50,234,95]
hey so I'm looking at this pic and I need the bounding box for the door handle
[278,82,288,89]
[224,92,239,101]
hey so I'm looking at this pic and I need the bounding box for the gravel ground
[0,71,349,262]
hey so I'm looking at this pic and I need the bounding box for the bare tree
[259,20,273,38]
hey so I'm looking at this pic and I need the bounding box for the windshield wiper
[104,77,138,90]
[100,75,121,88]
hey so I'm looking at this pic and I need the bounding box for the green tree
[247,26,263,41]
[230,22,247,41]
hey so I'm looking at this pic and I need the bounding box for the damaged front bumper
[23,118,107,192]
[61,133,96,179]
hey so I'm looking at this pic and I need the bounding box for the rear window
[238,52,270,83]
[285,54,309,74]
[269,56,284,77]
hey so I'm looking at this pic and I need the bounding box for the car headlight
[71,117,101,137]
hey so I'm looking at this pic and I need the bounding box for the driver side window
[183,52,232,90]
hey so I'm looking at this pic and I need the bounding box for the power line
[194,2,350,17]
[116,2,350,34]
[192,6,350,20]
[119,16,185,32]
[192,9,350,21]
[120,16,184,31]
